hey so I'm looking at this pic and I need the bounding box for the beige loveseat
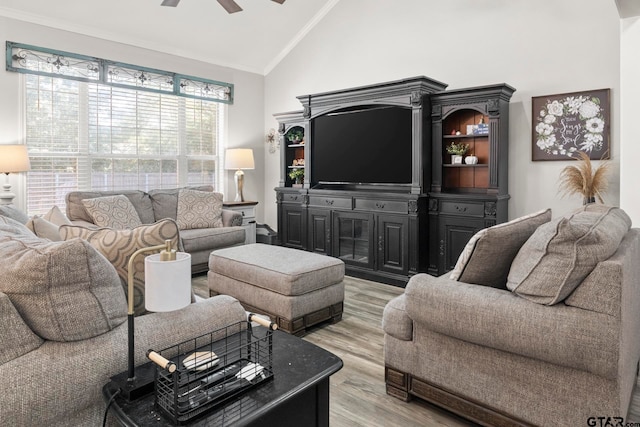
[65,186,246,273]
[383,205,640,426]
[0,214,247,426]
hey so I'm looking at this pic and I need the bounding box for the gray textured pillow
[449,209,552,289]
[0,204,29,224]
[82,194,143,229]
[507,204,632,305]
[176,189,223,230]
[0,225,127,341]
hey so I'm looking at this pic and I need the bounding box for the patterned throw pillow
[59,219,181,316]
[449,209,552,289]
[507,204,631,305]
[82,194,143,229]
[176,189,224,230]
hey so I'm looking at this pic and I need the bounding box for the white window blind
[25,74,223,215]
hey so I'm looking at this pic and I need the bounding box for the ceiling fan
[161,0,285,14]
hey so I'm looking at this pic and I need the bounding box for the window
[24,74,224,215]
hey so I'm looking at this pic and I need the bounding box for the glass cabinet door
[333,212,374,269]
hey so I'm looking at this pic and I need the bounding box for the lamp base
[234,169,245,202]
[108,362,156,401]
[0,180,15,206]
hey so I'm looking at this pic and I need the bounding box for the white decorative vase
[464,155,478,165]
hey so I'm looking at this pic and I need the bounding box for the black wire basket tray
[148,315,275,424]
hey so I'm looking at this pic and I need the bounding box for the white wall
[0,16,266,218]
[263,0,623,228]
[620,16,640,224]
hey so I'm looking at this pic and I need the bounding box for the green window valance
[5,41,233,104]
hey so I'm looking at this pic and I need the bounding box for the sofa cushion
[0,204,29,224]
[0,216,127,341]
[180,226,245,253]
[149,185,213,222]
[0,292,44,364]
[82,195,143,229]
[449,209,552,289]
[59,219,180,316]
[507,205,631,305]
[176,189,223,230]
[66,190,155,224]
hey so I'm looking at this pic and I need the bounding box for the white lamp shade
[225,148,255,170]
[0,145,30,173]
[145,252,191,312]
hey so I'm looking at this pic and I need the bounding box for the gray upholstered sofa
[0,213,247,426]
[65,186,246,273]
[383,205,640,426]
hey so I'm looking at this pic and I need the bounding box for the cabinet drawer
[282,193,304,203]
[440,201,484,217]
[355,198,408,213]
[309,196,352,209]
[234,207,256,219]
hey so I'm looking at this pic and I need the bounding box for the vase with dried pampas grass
[558,151,611,205]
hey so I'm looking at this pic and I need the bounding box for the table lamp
[0,144,31,206]
[225,148,255,202]
[110,240,191,401]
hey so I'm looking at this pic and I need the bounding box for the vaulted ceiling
[0,0,338,75]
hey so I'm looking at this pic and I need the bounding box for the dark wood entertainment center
[275,77,515,286]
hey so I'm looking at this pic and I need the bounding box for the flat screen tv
[311,105,412,187]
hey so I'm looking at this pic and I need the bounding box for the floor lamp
[0,145,31,206]
[109,240,191,401]
[225,148,255,202]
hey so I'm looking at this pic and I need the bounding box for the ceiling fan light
[161,0,180,6]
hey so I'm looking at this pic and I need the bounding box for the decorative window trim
[6,41,233,104]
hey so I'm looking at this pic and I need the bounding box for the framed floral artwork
[532,88,610,161]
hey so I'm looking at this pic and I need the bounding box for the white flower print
[585,117,604,133]
[579,100,600,119]
[547,100,564,116]
[543,114,556,124]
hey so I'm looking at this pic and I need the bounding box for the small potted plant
[446,142,470,164]
[288,168,304,187]
[287,129,304,144]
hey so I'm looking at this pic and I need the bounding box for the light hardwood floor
[194,273,640,426]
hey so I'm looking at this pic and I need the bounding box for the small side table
[223,201,258,244]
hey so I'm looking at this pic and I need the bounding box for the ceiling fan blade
[217,0,243,13]
[161,0,180,6]
[271,0,286,4]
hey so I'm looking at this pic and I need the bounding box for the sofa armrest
[222,209,243,227]
[0,295,246,425]
[404,273,619,379]
[382,294,412,341]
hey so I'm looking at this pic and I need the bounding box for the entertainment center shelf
[274,77,514,285]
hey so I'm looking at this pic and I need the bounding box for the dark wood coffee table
[103,329,343,426]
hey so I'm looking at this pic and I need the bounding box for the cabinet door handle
[454,205,467,213]
[378,235,383,252]
[375,202,385,209]
[439,239,445,256]
[325,199,334,205]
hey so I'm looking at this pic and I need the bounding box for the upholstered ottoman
[208,243,345,335]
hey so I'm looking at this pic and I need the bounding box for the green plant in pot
[446,142,469,164]
[287,129,304,143]
[288,168,304,186]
